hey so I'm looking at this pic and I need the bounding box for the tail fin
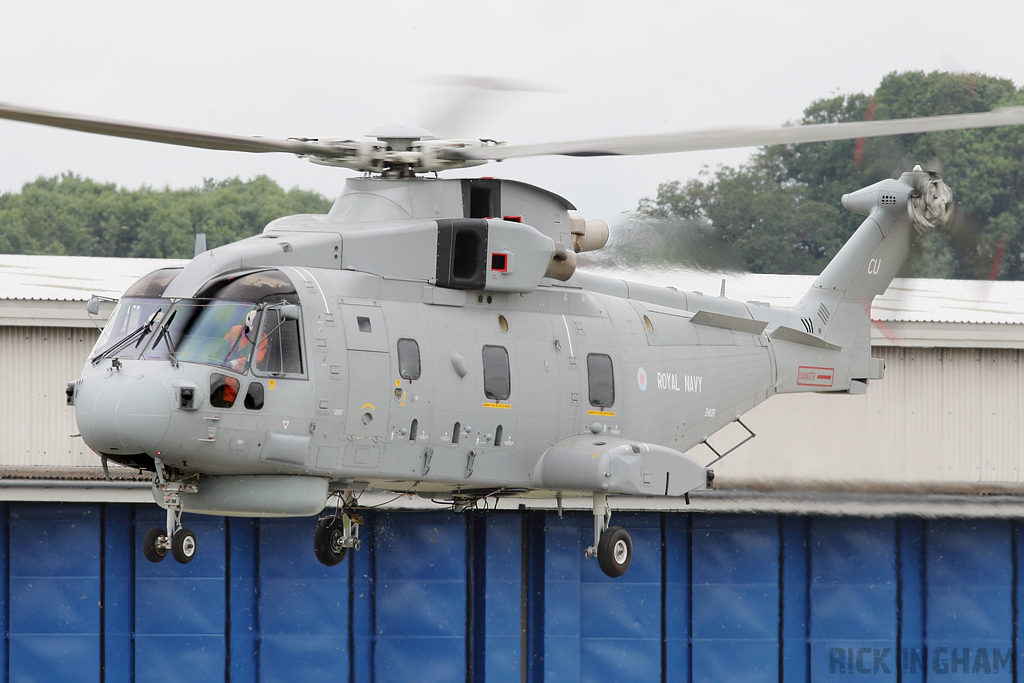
[775,169,952,392]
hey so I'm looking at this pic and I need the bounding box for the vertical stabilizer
[773,169,952,393]
[796,169,951,347]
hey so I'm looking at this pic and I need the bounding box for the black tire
[313,517,349,567]
[597,525,632,578]
[171,528,197,564]
[143,527,168,563]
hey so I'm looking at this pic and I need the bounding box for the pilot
[225,308,267,371]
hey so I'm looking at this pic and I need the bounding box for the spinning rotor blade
[0,101,342,158]
[453,107,1024,161]
[420,75,557,139]
[5,99,1024,171]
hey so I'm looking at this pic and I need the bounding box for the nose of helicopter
[74,373,171,456]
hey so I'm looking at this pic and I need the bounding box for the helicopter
[2,100,1023,577]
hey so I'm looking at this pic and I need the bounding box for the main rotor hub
[365,123,435,143]
[306,125,496,177]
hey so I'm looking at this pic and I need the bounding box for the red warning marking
[797,366,834,387]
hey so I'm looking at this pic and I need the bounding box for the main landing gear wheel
[313,517,349,566]
[597,526,632,578]
[313,492,363,567]
[172,528,197,564]
[585,491,634,578]
[143,527,168,563]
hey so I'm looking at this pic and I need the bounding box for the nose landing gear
[585,492,632,578]
[314,492,363,566]
[144,464,199,564]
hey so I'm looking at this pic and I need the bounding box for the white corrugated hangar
[1,255,1022,682]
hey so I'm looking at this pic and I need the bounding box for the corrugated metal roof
[0,256,1021,325]
[0,255,187,301]
[874,278,1024,324]
[588,267,1024,325]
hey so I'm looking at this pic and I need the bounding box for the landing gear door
[339,303,390,439]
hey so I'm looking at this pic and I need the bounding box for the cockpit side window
[253,307,304,376]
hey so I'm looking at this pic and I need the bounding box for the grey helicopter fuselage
[70,171,920,520]
[0,93,979,571]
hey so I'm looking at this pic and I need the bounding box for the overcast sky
[2,0,1022,221]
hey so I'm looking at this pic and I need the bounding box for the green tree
[0,174,333,258]
[633,71,1024,278]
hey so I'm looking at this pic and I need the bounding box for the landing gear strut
[585,492,632,578]
[144,463,198,564]
[313,492,362,567]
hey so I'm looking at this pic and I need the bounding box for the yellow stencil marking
[482,402,512,409]
[361,403,376,411]
[587,410,616,417]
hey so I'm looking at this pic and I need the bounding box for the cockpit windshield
[142,299,304,375]
[90,297,167,361]
[88,266,183,362]
[90,269,304,374]
[145,300,263,371]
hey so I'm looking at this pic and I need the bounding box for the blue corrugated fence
[1,503,1019,681]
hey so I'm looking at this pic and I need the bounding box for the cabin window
[244,382,264,410]
[482,345,511,401]
[398,338,421,380]
[210,373,240,408]
[587,353,615,407]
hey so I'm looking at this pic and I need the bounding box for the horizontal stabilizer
[533,434,709,497]
[691,310,767,335]
[770,325,841,352]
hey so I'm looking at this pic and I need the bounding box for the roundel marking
[637,367,648,392]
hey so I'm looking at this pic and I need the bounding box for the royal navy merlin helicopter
[3,100,1023,577]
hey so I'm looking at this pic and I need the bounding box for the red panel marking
[490,253,508,272]
[797,366,835,387]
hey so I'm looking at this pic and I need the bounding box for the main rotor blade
[0,101,336,158]
[456,107,1024,161]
